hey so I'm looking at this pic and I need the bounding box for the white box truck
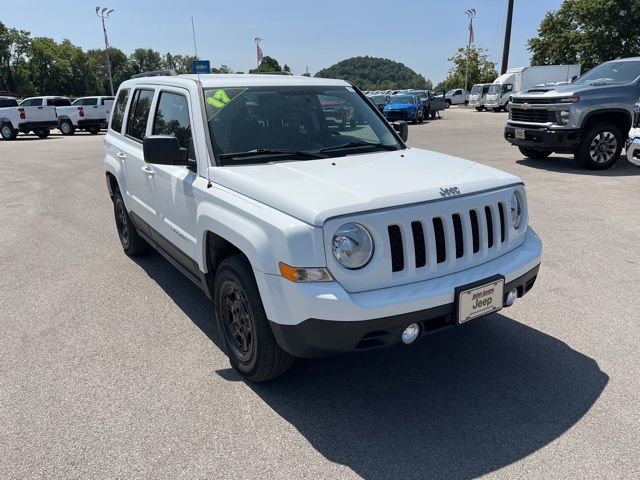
[484,65,581,112]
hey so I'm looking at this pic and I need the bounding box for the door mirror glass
[392,120,408,141]
[143,135,189,165]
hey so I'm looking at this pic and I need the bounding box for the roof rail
[250,71,293,76]
[131,69,178,79]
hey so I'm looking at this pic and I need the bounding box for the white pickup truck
[0,96,58,139]
[104,72,542,381]
[445,88,469,108]
[21,96,113,135]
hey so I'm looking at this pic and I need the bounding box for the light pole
[464,8,476,94]
[96,7,115,96]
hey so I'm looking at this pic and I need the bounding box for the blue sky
[3,0,563,82]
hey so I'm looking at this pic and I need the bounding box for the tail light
[78,106,85,117]
[18,107,26,120]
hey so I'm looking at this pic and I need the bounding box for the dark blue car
[383,94,424,123]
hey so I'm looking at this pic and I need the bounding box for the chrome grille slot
[452,214,464,259]
[388,225,404,272]
[432,218,446,264]
[470,210,480,253]
[498,202,506,243]
[411,221,426,268]
[485,206,494,248]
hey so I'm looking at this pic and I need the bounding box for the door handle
[141,166,155,176]
[116,152,126,160]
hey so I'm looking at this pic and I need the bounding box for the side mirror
[143,135,189,165]
[393,120,408,142]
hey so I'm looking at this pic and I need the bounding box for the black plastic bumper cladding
[18,121,58,130]
[504,126,581,152]
[269,264,540,358]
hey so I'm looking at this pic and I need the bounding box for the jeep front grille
[385,202,507,273]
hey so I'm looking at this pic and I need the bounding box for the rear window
[51,97,72,107]
[110,89,129,133]
[126,89,154,141]
[0,98,19,107]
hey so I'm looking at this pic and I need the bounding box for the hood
[513,82,624,99]
[385,102,415,110]
[211,148,521,226]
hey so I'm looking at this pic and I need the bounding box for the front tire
[518,147,552,159]
[59,120,75,135]
[575,122,623,170]
[445,100,451,109]
[1,123,17,140]
[113,192,149,256]
[214,255,294,382]
[475,106,484,112]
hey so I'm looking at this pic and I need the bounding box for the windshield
[390,95,414,104]
[470,85,483,94]
[488,84,501,94]
[204,86,402,164]
[573,60,640,85]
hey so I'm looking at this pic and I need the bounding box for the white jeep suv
[104,72,542,382]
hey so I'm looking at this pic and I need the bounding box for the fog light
[402,323,420,344]
[504,288,518,307]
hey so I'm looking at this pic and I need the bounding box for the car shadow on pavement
[517,156,640,176]
[245,315,607,480]
[132,252,607,480]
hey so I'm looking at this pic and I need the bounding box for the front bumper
[505,125,581,153]
[626,137,640,166]
[384,110,411,121]
[257,228,542,357]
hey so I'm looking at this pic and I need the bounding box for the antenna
[191,17,198,60]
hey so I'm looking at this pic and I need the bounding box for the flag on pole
[468,18,474,44]
[257,44,264,64]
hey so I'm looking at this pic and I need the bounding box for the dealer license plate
[458,279,504,324]
[515,128,526,140]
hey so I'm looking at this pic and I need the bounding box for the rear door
[78,97,105,121]
[118,87,159,229]
[20,98,56,123]
[430,90,447,111]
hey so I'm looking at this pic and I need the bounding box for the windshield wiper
[218,149,326,161]
[318,141,399,153]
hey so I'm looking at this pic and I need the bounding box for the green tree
[425,79,433,91]
[211,64,233,74]
[129,48,163,73]
[440,46,497,91]
[0,23,34,94]
[528,0,640,71]
[249,56,282,73]
[86,47,130,95]
[315,56,428,90]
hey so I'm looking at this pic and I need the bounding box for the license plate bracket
[515,128,526,140]
[455,275,505,325]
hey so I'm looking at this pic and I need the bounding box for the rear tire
[214,255,294,382]
[518,147,552,159]
[59,120,75,135]
[1,123,17,140]
[113,192,149,256]
[492,107,501,112]
[574,122,623,170]
[445,100,451,109]
[35,129,50,139]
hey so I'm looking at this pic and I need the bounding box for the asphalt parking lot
[1,108,639,479]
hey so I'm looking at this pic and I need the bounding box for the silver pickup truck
[505,57,640,170]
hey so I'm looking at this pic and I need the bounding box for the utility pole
[464,9,476,94]
[191,17,199,60]
[501,0,514,74]
[96,7,115,96]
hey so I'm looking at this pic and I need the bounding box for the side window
[126,89,154,141]
[152,91,194,159]
[101,97,114,105]
[22,98,42,106]
[84,98,98,106]
[110,89,129,133]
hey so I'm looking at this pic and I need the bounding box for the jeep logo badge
[440,186,461,197]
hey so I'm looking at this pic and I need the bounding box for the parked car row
[365,89,447,123]
[0,95,114,140]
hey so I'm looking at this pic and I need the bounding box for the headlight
[332,223,374,269]
[510,191,523,229]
